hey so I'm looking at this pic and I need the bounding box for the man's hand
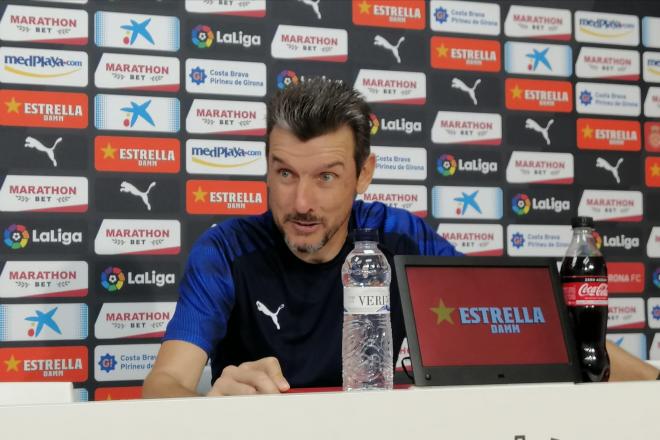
[207,357,290,396]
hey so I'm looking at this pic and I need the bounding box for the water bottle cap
[571,216,594,228]
[353,228,379,242]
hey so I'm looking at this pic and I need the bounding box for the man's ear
[356,153,376,194]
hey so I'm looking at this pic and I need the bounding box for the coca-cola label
[343,286,390,314]
[562,276,608,306]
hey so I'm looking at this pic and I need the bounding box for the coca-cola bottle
[560,216,610,382]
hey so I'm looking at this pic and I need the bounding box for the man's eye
[279,169,291,178]
[320,173,335,182]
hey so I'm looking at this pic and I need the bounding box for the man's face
[267,125,374,263]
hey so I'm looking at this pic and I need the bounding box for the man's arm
[143,340,290,398]
[143,340,208,398]
[608,340,659,381]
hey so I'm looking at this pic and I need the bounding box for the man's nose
[293,178,316,213]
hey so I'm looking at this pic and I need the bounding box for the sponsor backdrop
[0,0,659,400]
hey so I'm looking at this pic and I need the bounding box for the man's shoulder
[353,200,421,234]
[191,211,277,261]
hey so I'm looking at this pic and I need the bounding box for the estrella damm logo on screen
[94,386,143,401]
[0,346,88,382]
[512,193,531,216]
[429,298,546,334]
[101,267,125,292]
[186,180,267,215]
[431,36,501,72]
[577,118,641,152]
[94,136,181,174]
[352,0,426,30]
[505,78,572,112]
[192,25,214,48]
[3,224,30,250]
[0,89,88,129]
[437,154,457,176]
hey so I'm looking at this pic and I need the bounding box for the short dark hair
[266,78,372,175]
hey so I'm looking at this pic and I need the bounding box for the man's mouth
[288,220,321,234]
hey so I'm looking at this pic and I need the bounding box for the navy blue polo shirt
[163,200,459,387]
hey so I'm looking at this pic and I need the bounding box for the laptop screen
[405,265,569,368]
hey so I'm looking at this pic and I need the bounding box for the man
[142,78,459,398]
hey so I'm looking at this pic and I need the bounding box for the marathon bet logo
[0,5,88,45]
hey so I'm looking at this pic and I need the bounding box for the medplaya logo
[504,5,571,40]
[436,223,503,256]
[94,11,180,52]
[0,5,88,45]
[0,175,88,213]
[643,52,660,83]
[271,25,347,62]
[186,59,266,97]
[186,139,266,176]
[94,302,176,339]
[0,47,88,87]
[95,53,180,92]
[575,11,639,46]
[354,69,426,105]
[578,190,643,222]
[185,0,266,17]
[186,99,266,136]
[0,261,88,299]
[94,219,181,255]
[356,184,427,217]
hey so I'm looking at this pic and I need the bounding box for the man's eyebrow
[322,161,345,169]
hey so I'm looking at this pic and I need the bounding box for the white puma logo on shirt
[256,301,285,330]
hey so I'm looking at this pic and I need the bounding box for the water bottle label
[562,276,608,306]
[343,286,390,314]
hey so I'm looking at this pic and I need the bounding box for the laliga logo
[4,224,30,250]
[602,234,640,250]
[101,267,125,292]
[369,113,380,136]
[654,268,660,289]
[579,90,593,106]
[192,25,214,48]
[592,231,603,250]
[512,194,531,216]
[437,154,457,177]
[276,70,299,90]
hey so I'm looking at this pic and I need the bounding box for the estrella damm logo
[101,267,125,292]
[437,154,457,177]
[430,298,546,334]
[512,193,531,216]
[431,36,501,72]
[0,89,88,129]
[276,70,299,90]
[4,224,29,250]
[192,25,214,48]
[352,0,426,30]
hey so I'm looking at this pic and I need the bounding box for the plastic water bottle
[342,228,393,391]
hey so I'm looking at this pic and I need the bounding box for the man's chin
[284,235,326,255]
